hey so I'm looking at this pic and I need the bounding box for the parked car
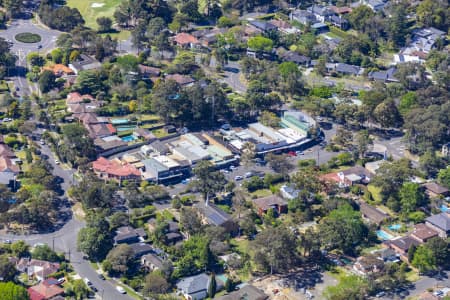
[54,159,60,165]
[116,286,126,294]
[287,151,297,157]
[244,172,253,178]
[296,151,304,155]
[98,273,105,280]
[83,278,91,286]
[234,175,243,181]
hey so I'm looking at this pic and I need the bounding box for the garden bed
[15,33,42,43]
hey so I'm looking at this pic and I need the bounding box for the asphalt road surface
[0,142,134,300]
[0,18,60,97]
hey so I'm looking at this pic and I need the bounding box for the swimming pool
[388,224,401,231]
[111,118,129,125]
[441,205,449,213]
[377,230,394,241]
[116,125,136,132]
[121,135,137,142]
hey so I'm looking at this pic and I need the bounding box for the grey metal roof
[249,20,277,32]
[197,203,231,226]
[426,213,450,231]
[336,63,362,75]
[177,273,210,294]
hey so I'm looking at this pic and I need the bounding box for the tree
[319,204,368,256]
[354,130,373,159]
[0,282,29,300]
[373,99,403,128]
[247,36,273,53]
[143,272,170,296]
[225,279,233,292]
[180,207,202,236]
[425,237,450,270]
[0,255,17,282]
[419,150,444,178]
[438,168,450,189]
[208,273,217,298]
[258,111,280,128]
[32,244,60,262]
[372,159,413,202]
[38,70,57,93]
[386,2,408,47]
[38,4,85,31]
[192,161,226,201]
[11,240,29,258]
[96,17,112,33]
[71,279,89,300]
[324,275,369,300]
[250,226,298,274]
[104,244,134,275]
[77,216,113,261]
[265,153,293,176]
[399,182,425,216]
[412,245,436,273]
[408,244,417,263]
[348,6,374,32]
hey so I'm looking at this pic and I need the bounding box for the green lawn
[367,184,382,203]
[66,0,122,30]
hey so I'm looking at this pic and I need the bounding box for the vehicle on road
[116,286,126,294]
[230,165,237,171]
[55,159,60,165]
[40,140,45,145]
[375,291,386,298]
[234,175,243,181]
[90,285,98,292]
[57,278,65,284]
[296,151,304,155]
[244,172,253,178]
[287,151,297,157]
[84,278,91,286]
[98,273,105,280]
[4,239,11,244]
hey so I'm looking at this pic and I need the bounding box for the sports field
[66,0,122,30]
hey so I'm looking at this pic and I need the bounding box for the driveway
[219,61,247,93]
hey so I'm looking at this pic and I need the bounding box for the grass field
[66,0,121,30]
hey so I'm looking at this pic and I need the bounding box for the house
[253,195,288,216]
[269,19,299,34]
[176,273,223,300]
[359,0,385,12]
[194,202,237,233]
[329,6,352,15]
[165,232,183,244]
[172,32,200,49]
[353,255,384,276]
[16,259,60,281]
[216,284,268,300]
[248,20,277,33]
[92,157,141,183]
[311,22,329,34]
[69,54,101,74]
[328,15,350,30]
[384,236,420,260]
[425,213,450,238]
[418,291,440,300]
[368,68,398,82]
[280,185,300,200]
[66,92,95,105]
[359,201,389,225]
[141,140,170,156]
[372,248,399,263]
[138,64,161,78]
[442,143,450,157]
[290,10,317,26]
[365,160,385,175]
[114,226,147,245]
[165,74,196,86]
[307,5,334,22]
[410,223,438,243]
[42,64,74,76]
[129,243,153,258]
[28,280,64,300]
[141,253,164,271]
[423,182,450,198]
[133,128,156,141]
[280,51,311,66]
[335,63,363,76]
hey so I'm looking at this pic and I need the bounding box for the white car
[83,278,91,285]
[234,175,243,181]
[116,286,126,294]
[54,159,60,165]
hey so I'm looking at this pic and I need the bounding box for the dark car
[98,273,105,280]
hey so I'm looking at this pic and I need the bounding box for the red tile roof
[28,282,64,300]
[0,156,20,173]
[93,157,141,177]
[107,124,117,134]
[165,74,195,85]
[173,32,199,45]
[66,92,95,104]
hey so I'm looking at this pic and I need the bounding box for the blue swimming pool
[121,135,137,142]
[116,125,137,132]
[111,118,129,125]
[388,224,401,231]
[441,205,449,213]
[377,230,394,241]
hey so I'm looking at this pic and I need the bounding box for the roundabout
[14,32,42,43]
